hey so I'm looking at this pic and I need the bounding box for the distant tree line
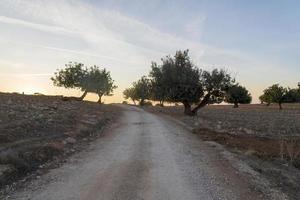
[51,62,117,103]
[51,54,299,112]
[123,50,252,115]
[259,83,300,109]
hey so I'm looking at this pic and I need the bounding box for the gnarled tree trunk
[132,99,136,105]
[182,101,194,116]
[190,93,211,115]
[79,90,88,101]
[97,94,103,104]
[140,99,145,106]
[233,102,239,108]
[62,90,87,101]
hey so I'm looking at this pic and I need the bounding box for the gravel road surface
[7,105,266,200]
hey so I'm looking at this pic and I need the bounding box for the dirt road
[7,105,267,200]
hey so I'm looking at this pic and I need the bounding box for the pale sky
[0,0,299,103]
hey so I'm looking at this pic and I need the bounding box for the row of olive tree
[259,83,300,109]
[51,62,117,103]
[123,50,252,115]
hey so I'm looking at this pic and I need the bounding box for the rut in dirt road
[8,105,266,200]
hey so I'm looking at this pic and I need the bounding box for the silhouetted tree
[124,76,151,106]
[284,88,300,103]
[52,62,116,102]
[149,62,167,106]
[51,62,88,100]
[225,84,252,108]
[259,93,272,106]
[82,66,117,103]
[132,76,151,106]
[123,87,138,105]
[149,50,234,115]
[262,84,287,109]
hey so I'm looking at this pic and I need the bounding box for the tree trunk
[183,101,194,116]
[279,102,282,110]
[159,100,164,107]
[233,102,239,108]
[79,91,88,101]
[97,94,103,104]
[190,93,211,115]
[140,99,145,106]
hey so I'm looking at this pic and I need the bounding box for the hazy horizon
[0,0,299,103]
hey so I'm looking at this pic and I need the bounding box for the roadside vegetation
[0,62,119,194]
[1,50,300,198]
[124,50,252,115]
[51,62,117,103]
[124,50,300,113]
[260,83,300,109]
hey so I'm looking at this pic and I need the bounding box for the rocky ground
[145,104,300,199]
[147,103,300,138]
[0,93,118,196]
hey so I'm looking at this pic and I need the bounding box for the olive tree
[262,84,287,109]
[149,50,234,115]
[284,87,300,103]
[82,66,117,103]
[52,62,117,103]
[133,76,151,106]
[225,84,252,108]
[123,87,138,105]
[259,93,272,106]
[51,62,88,100]
[149,62,168,106]
[124,76,151,106]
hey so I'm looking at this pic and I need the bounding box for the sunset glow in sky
[0,0,299,103]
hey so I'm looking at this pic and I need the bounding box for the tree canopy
[81,66,117,103]
[51,62,116,102]
[123,87,139,105]
[132,76,151,106]
[124,76,151,106]
[124,50,235,115]
[260,83,300,109]
[148,50,234,115]
[51,62,87,99]
[261,84,287,109]
[225,84,252,108]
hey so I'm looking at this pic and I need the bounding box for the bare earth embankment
[0,93,118,197]
[146,104,300,199]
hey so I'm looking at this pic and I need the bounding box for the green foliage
[284,88,300,103]
[200,68,234,104]
[225,84,252,108]
[51,62,87,89]
[123,76,151,106]
[133,76,151,106]
[148,50,234,115]
[259,93,272,105]
[123,87,139,105]
[82,66,117,103]
[51,62,116,102]
[149,62,167,105]
[260,83,300,109]
[158,50,203,105]
[261,84,287,109]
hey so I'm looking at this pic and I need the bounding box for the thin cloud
[0,15,75,35]
[0,0,291,103]
[0,73,52,77]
